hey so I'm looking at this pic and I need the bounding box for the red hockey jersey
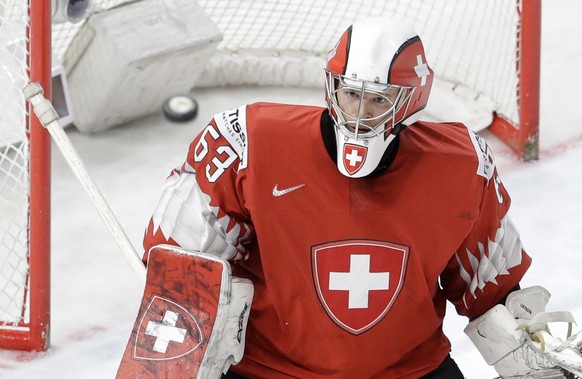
[144,103,531,378]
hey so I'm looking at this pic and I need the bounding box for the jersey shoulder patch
[466,129,496,180]
[213,105,249,169]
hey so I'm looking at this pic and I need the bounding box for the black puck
[162,94,199,122]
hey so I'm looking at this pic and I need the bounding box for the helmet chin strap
[391,122,408,136]
[369,127,402,176]
[365,132,400,176]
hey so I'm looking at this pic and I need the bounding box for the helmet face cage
[325,70,415,141]
[323,17,433,178]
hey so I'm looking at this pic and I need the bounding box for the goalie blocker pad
[117,245,254,379]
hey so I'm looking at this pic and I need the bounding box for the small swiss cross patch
[133,296,204,360]
[311,239,409,335]
[343,144,367,175]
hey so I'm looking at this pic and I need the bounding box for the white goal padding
[65,0,222,133]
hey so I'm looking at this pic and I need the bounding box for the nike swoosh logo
[272,183,305,197]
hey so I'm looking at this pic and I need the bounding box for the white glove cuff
[465,304,522,365]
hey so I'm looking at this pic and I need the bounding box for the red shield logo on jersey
[343,144,367,175]
[311,239,409,335]
[133,296,204,360]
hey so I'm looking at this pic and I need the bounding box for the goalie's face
[333,79,408,139]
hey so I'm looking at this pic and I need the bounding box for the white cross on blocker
[414,54,430,86]
[329,255,390,309]
[145,310,187,353]
[345,149,363,167]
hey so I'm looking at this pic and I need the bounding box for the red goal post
[489,1,541,161]
[0,0,51,351]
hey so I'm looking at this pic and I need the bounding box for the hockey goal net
[0,0,540,351]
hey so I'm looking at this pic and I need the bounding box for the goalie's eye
[345,90,360,99]
[372,96,388,105]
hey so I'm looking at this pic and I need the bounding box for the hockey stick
[23,82,146,282]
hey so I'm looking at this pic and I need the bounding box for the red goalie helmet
[325,17,433,177]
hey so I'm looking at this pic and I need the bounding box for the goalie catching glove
[466,286,582,378]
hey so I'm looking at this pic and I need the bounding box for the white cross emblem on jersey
[145,310,187,353]
[329,254,390,309]
[345,149,364,167]
[414,54,430,86]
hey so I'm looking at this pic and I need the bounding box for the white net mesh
[191,0,520,127]
[50,0,522,128]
